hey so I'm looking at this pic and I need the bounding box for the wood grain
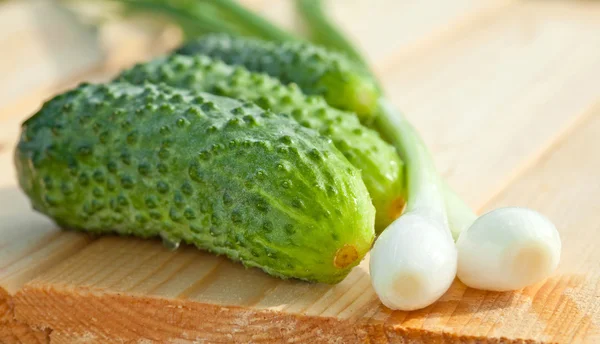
[381,1,600,210]
[0,1,102,111]
[474,102,600,343]
[1,0,600,343]
[1,288,48,344]
[0,320,48,344]
[254,0,515,66]
[0,186,89,344]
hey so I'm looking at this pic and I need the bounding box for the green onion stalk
[295,0,561,306]
[102,0,297,40]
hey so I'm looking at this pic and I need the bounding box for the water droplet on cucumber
[160,231,181,251]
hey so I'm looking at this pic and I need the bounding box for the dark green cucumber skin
[176,33,380,123]
[15,82,375,284]
[117,54,405,232]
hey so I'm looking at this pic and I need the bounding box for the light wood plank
[0,3,182,129]
[470,105,600,343]
[0,170,91,337]
[254,0,514,65]
[0,185,90,342]
[382,1,600,210]
[0,0,102,110]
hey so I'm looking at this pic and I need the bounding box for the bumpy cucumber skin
[15,82,375,284]
[176,33,379,123]
[117,54,405,231]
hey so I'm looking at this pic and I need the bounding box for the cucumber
[15,82,375,283]
[117,54,405,231]
[176,33,379,124]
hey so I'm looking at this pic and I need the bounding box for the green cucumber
[117,54,405,231]
[176,33,379,124]
[15,82,375,283]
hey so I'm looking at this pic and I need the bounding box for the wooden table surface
[1,1,599,343]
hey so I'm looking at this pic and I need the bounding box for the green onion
[370,100,456,310]
[295,0,373,76]
[295,0,561,301]
[202,0,298,42]
[107,0,242,38]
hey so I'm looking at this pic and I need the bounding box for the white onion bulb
[456,207,561,291]
[370,100,457,311]
[370,213,457,311]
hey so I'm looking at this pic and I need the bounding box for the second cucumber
[117,54,406,232]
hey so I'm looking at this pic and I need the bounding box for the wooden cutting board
[1,1,600,343]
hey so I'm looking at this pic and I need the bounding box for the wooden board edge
[1,288,12,323]
[1,288,49,344]
[0,319,49,344]
[13,284,545,344]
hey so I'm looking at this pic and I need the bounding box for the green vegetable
[15,82,375,283]
[295,0,374,78]
[369,99,456,311]
[176,33,380,124]
[292,1,470,237]
[205,0,298,42]
[108,0,242,38]
[101,0,298,41]
[117,54,405,231]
